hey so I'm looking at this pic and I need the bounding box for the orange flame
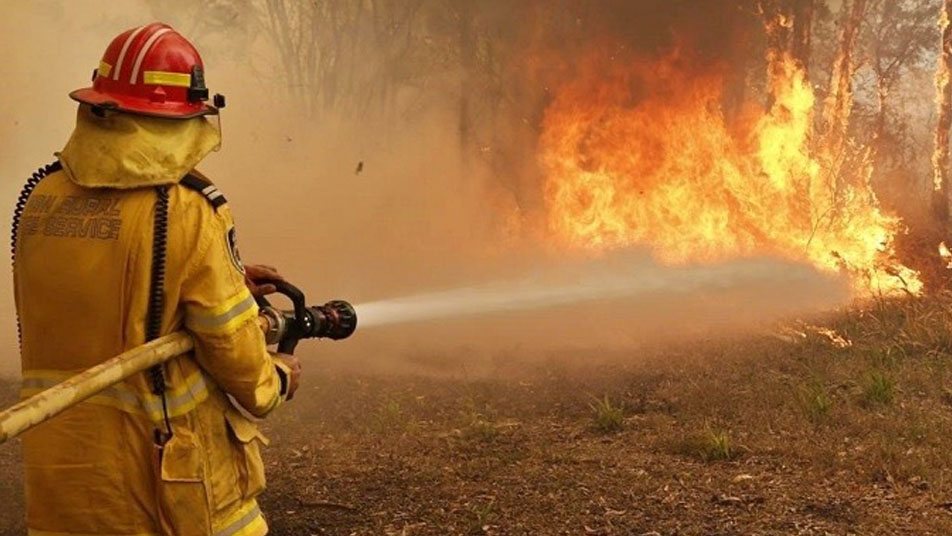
[933,2,952,194]
[940,242,952,269]
[539,49,919,295]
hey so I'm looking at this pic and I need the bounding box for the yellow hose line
[0,332,195,444]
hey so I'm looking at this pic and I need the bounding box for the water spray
[356,258,843,329]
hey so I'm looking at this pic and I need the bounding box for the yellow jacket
[14,106,287,536]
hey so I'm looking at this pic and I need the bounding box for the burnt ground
[4,298,952,534]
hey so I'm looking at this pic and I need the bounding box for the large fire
[539,49,920,295]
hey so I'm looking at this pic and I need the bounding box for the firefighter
[12,22,300,535]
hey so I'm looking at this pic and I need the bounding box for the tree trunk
[761,0,793,111]
[872,76,889,160]
[823,0,866,156]
[933,0,952,225]
[761,0,812,111]
[791,0,814,73]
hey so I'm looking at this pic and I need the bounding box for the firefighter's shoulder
[178,169,227,210]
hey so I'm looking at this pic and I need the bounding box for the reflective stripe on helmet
[143,71,191,87]
[130,27,172,84]
[72,22,218,118]
[97,61,112,78]
[112,25,146,81]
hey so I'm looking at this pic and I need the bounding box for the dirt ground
[4,298,952,535]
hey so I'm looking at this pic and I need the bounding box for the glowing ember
[935,2,952,194]
[940,242,952,270]
[539,49,920,295]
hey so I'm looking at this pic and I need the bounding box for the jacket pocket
[158,428,212,536]
[224,408,269,500]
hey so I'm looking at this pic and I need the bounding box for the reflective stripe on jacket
[14,107,284,536]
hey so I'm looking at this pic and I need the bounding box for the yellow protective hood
[58,104,221,189]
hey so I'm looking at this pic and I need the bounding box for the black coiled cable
[11,161,61,264]
[147,186,173,441]
[146,186,169,346]
[11,160,61,345]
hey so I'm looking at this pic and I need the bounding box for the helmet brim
[70,87,218,119]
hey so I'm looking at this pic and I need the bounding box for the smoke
[0,1,127,374]
[0,1,854,379]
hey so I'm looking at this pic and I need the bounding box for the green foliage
[942,387,952,407]
[372,398,410,432]
[588,395,625,434]
[862,372,895,407]
[796,382,832,423]
[698,429,734,462]
[672,427,735,462]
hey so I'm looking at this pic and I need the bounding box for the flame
[539,49,920,295]
[933,2,952,193]
[940,242,952,269]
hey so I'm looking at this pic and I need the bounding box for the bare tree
[758,0,815,110]
[866,0,934,150]
[252,0,430,119]
[759,0,794,111]
[792,0,816,72]
[822,0,869,159]
[143,0,259,62]
[255,0,362,116]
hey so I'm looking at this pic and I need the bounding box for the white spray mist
[356,258,847,329]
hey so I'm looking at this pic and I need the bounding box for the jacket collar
[58,104,221,189]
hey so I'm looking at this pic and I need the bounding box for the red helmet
[71,22,224,119]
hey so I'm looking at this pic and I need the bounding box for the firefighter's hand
[274,353,301,401]
[244,264,285,297]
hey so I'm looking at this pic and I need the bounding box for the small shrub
[796,382,832,423]
[942,387,952,407]
[866,347,899,369]
[462,412,498,442]
[372,398,409,432]
[699,429,734,461]
[672,428,736,462]
[862,372,895,407]
[588,395,624,434]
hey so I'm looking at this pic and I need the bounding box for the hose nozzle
[307,300,357,340]
[255,280,357,353]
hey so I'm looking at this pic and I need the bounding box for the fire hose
[0,280,356,445]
